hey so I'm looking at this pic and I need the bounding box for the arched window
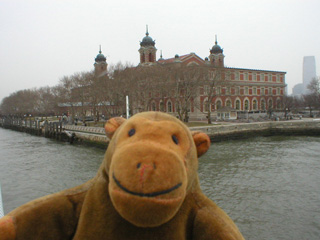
[159,101,164,111]
[235,100,240,110]
[151,102,156,111]
[149,53,154,62]
[226,99,232,107]
[141,53,145,63]
[268,99,273,109]
[204,100,209,112]
[253,99,257,110]
[244,99,249,111]
[216,100,222,110]
[261,99,266,111]
[167,101,172,112]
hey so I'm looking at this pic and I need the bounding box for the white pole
[126,95,130,119]
[0,183,4,217]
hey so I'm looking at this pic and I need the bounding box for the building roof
[158,53,205,65]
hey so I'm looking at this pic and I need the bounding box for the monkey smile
[112,173,182,198]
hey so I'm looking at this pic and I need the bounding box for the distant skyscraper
[292,56,317,96]
[303,56,316,94]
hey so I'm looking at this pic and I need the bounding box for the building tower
[94,45,108,77]
[139,26,157,65]
[209,35,224,67]
[303,56,316,94]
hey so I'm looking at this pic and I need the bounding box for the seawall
[190,120,320,142]
[1,119,320,147]
[63,120,320,146]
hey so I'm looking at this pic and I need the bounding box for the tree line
[1,62,319,122]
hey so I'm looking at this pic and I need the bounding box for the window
[217,87,221,95]
[244,99,249,111]
[253,87,257,95]
[269,87,272,95]
[268,99,273,109]
[141,53,145,63]
[235,87,240,95]
[226,99,231,107]
[226,72,230,80]
[253,73,257,81]
[261,99,266,110]
[204,100,209,112]
[226,87,231,95]
[235,100,241,110]
[149,53,154,62]
[253,99,257,110]
[277,88,280,95]
[245,87,249,95]
[216,100,222,109]
[160,101,164,111]
[167,101,172,112]
[261,87,265,95]
[152,102,156,111]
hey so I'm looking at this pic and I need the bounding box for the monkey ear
[104,117,126,139]
[191,131,211,157]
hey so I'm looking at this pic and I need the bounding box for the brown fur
[0,112,244,240]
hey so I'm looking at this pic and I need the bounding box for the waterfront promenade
[2,118,319,147]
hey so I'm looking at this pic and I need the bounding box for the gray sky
[1,0,319,102]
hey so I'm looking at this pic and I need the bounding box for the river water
[0,127,319,239]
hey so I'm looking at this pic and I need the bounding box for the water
[0,128,319,239]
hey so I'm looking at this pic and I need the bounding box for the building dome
[95,47,106,62]
[140,28,155,47]
[210,42,223,54]
[210,36,223,54]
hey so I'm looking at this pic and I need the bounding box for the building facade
[134,30,286,120]
[72,28,287,121]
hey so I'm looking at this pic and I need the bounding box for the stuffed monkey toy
[0,112,244,240]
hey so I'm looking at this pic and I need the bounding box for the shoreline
[1,119,320,148]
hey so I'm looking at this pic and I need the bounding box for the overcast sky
[1,0,319,102]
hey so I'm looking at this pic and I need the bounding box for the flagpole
[126,96,130,119]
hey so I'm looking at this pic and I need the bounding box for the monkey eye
[172,135,179,145]
[128,128,136,137]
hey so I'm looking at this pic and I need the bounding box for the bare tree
[282,94,295,118]
[37,86,57,116]
[200,67,225,124]
[303,93,318,117]
[57,75,78,122]
[307,77,320,110]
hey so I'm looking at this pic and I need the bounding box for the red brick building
[136,30,287,120]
